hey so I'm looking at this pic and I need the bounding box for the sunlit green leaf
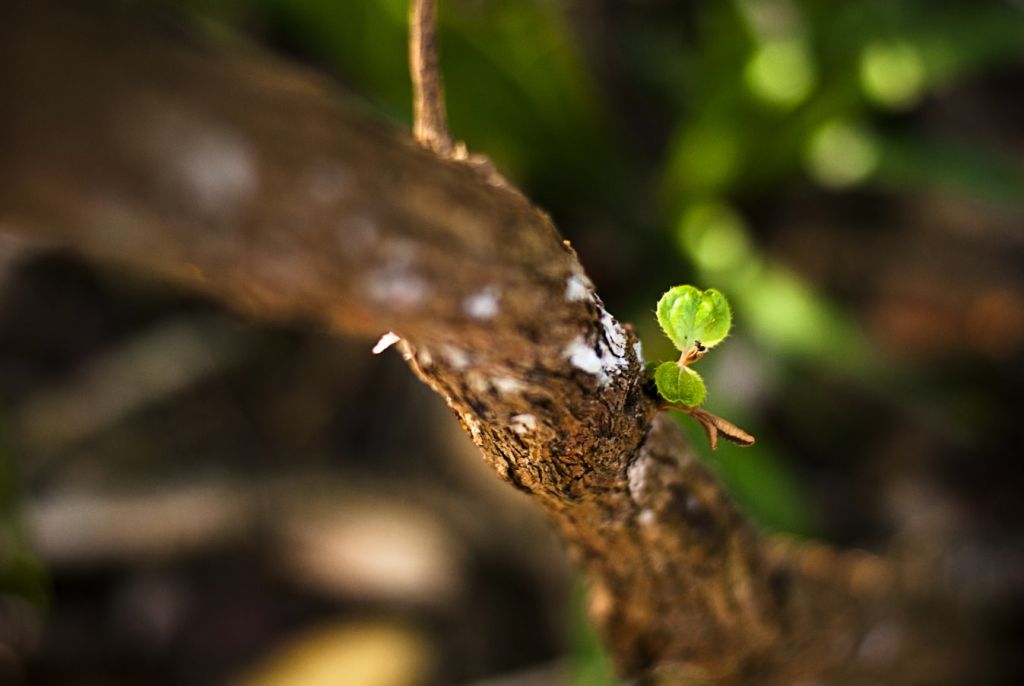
[656,286,732,352]
[654,361,707,407]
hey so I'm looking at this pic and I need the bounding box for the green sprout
[651,285,754,450]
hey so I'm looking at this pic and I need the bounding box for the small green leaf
[657,285,700,351]
[656,285,732,352]
[654,361,707,406]
[694,288,732,348]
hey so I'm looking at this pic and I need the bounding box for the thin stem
[409,0,455,156]
[663,402,756,450]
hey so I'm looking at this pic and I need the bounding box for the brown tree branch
[0,2,970,683]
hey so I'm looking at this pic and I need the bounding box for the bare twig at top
[409,0,455,156]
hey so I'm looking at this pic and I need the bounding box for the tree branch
[0,2,970,683]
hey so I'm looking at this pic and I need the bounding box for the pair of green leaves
[652,286,731,407]
[650,285,754,449]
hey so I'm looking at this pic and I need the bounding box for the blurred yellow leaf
[233,620,433,686]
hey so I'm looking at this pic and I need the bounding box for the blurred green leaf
[877,135,1024,211]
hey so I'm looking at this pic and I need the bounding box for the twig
[409,0,455,156]
[663,403,756,450]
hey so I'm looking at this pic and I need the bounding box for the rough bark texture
[0,2,972,683]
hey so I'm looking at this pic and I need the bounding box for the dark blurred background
[2,0,1023,684]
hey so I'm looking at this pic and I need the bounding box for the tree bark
[0,1,971,683]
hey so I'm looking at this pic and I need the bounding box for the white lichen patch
[463,414,483,441]
[463,286,500,320]
[440,345,470,370]
[140,105,258,222]
[179,132,257,217]
[627,456,650,502]
[372,332,401,355]
[565,274,592,302]
[366,271,429,308]
[564,337,605,378]
[466,372,490,395]
[416,347,433,367]
[492,376,525,395]
[510,414,537,435]
[600,310,629,359]
[365,241,430,309]
[562,307,631,386]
